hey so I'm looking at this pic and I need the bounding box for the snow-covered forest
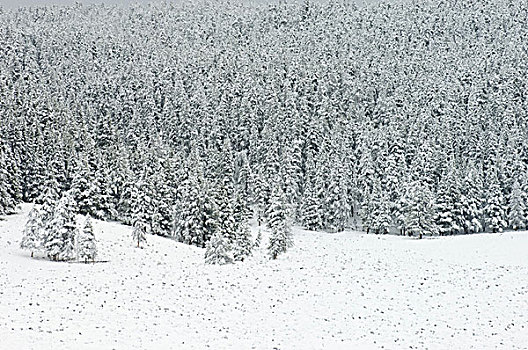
[1,0,528,259]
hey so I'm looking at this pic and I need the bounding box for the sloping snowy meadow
[1,204,527,349]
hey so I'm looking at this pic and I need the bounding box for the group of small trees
[20,190,97,262]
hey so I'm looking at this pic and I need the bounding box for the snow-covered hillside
[1,204,527,349]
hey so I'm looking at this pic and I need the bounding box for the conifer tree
[267,183,293,259]
[254,229,262,248]
[44,193,78,261]
[78,216,97,262]
[0,151,18,215]
[132,218,147,248]
[404,180,438,239]
[434,169,462,235]
[300,176,323,231]
[20,206,42,258]
[508,179,525,230]
[484,171,507,233]
[204,230,233,265]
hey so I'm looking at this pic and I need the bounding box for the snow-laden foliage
[20,206,42,257]
[78,216,97,262]
[204,230,234,265]
[44,192,78,261]
[267,184,293,259]
[1,0,528,250]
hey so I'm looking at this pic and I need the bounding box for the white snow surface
[1,204,527,349]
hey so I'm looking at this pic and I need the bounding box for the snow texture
[1,204,527,349]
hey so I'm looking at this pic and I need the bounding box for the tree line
[1,0,528,262]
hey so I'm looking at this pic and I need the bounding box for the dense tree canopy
[2,0,528,247]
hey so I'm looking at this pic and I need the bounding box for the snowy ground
[1,204,527,350]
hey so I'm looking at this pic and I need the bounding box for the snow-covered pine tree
[78,216,97,262]
[369,179,392,234]
[254,229,262,248]
[174,162,218,247]
[232,190,253,261]
[324,168,347,233]
[521,175,528,228]
[300,176,323,231]
[132,218,147,248]
[360,189,374,234]
[204,230,233,265]
[404,180,438,239]
[20,206,42,257]
[0,150,18,215]
[0,146,21,215]
[267,183,293,259]
[460,164,484,234]
[434,168,462,235]
[484,171,507,233]
[508,179,525,230]
[44,193,78,261]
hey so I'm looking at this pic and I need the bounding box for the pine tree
[174,168,217,247]
[78,216,97,262]
[233,220,253,262]
[323,169,347,232]
[204,230,233,265]
[20,206,42,257]
[434,169,462,235]
[460,165,484,234]
[44,193,78,261]
[369,179,392,234]
[232,190,253,261]
[508,179,525,230]
[0,150,18,215]
[267,184,293,259]
[254,229,262,248]
[521,175,528,229]
[132,219,147,248]
[404,181,438,239]
[300,177,323,231]
[484,171,507,233]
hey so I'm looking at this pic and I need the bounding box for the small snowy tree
[254,229,262,248]
[233,220,253,261]
[404,181,438,239]
[267,184,293,259]
[484,172,507,233]
[204,230,233,265]
[508,179,525,230]
[300,176,323,231]
[132,219,147,248]
[20,206,42,257]
[370,180,392,234]
[44,193,78,261]
[78,216,97,262]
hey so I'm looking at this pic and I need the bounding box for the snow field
[1,204,527,349]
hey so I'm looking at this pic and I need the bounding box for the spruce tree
[232,190,253,261]
[204,230,233,265]
[434,169,462,235]
[404,181,438,239]
[78,216,97,262]
[369,179,392,234]
[484,172,507,233]
[20,206,42,257]
[460,165,484,234]
[300,176,323,231]
[44,193,78,261]
[508,179,525,230]
[132,218,147,248]
[267,184,293,259]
